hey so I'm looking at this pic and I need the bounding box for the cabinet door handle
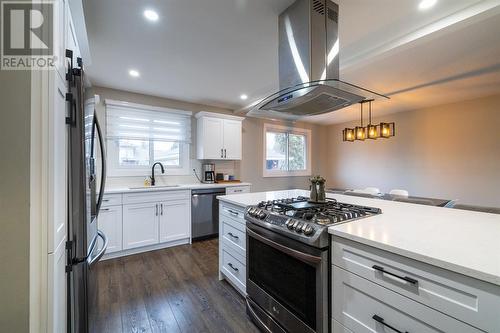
[155,204,158,216]
[224,149,227,158]
[227,232,239,239]
[228,263,239,272]
[372,315,408,333]
[221,148,224,158]
[161,203,163,216]
[372,265,418,285]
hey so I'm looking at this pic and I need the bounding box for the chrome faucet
[151,162,165,186]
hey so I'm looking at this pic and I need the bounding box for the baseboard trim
[102,237,191,260]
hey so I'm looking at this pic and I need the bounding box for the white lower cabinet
[106,190,191,257]
[331,236,499,333]
[332,265,481,333]
[159,200,190,243]
[218,201,247,296]
[97,206,123,253]
[123,202,159,250]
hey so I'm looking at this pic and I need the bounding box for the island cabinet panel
[332,236,500,333]
[122,202,159,250]
[159,200,190,243]
[332,266,482,333]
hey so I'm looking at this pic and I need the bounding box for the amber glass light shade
[379,122,395,138]
[342,128,355,142]
[367,124,379,139]
[355,126,366,141]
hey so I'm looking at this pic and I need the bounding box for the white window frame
[105,99,192,177]
[263,123,312,177]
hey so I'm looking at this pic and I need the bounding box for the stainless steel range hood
[246,0,388,120]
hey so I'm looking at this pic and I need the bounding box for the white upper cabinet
[223,119,242,159]
[196,112,244,160]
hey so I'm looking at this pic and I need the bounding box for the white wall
[325,94,500,207]
[90,86,329,191]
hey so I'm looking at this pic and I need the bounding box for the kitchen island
[217,189,500,333]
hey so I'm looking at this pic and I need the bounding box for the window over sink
[105,100,192,176]
[263,123,311,177]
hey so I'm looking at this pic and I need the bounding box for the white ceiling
[83,0,500,124]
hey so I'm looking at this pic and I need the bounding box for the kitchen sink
[128,185,181,190]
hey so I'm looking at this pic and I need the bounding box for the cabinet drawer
[220,203,246,224]
[123,190,190,204]
[332,236,500,333]
[225,186,250,195]
[221,247,246,293]
[333,266,481,333]
[222,220,246,257]
[101,193,122,207]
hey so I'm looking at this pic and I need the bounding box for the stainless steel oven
[246,222,329,333]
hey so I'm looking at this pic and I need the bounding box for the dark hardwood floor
[94,239,260,333]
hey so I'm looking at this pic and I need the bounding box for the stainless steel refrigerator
[65,49,108,333]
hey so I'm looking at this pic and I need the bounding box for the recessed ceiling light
[144,9,159,21]
[240,94,248,100]
[418,0,437,10]
[129,69,140,77]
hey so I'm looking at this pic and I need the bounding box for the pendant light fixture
[342,100,396,142]
[366,100,379,139]
[355,102,366,140]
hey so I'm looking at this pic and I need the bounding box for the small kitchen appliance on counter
[202,163,216,183]
[244,196,381,333]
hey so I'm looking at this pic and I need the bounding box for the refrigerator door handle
[94,115,107,217]
[87,230,108,268]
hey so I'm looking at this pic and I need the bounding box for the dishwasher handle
[192,188,226,196]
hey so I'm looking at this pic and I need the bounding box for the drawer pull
[101,208,110,211]
[227,232,239,240]
[102,199,110,202]
[372,315,408,333]
[228,263,239,272]
[227,209,239,216]
[372,265,418,285]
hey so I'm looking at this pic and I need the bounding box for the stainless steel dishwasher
[191,188,226,240]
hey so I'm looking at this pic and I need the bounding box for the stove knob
[258,210,267,219]
[285,218,293,229]
[292,220,300,230]
[300,223,308,233]
[295,222,304,232]
[304,225,315,236]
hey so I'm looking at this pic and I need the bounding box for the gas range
[245,196,381,249]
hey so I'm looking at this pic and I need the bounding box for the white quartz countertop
[105,182,252,194]
[217,189,310,206]
[219,189,500,286]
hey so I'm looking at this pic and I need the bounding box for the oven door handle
[247,227,322,264]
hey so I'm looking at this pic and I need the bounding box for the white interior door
[201,117,224,159]
[123,202,159,249]
[223,119,242,160]
[159,200,190,243]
